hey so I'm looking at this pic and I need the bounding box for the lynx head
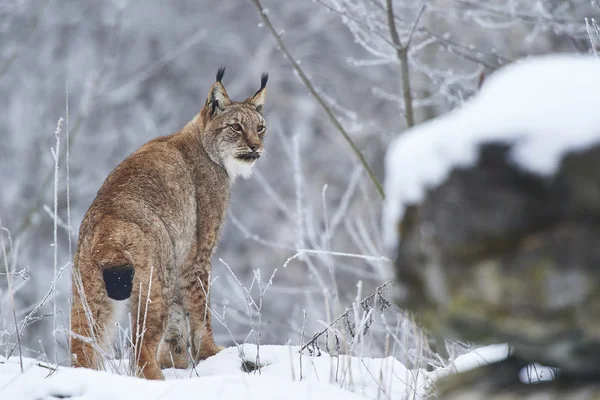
[199,67,268,181]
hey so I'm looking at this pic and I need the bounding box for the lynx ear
[206,67,231,117]
[247,73,268,113]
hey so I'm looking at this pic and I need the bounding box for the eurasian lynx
[70,68,268,380]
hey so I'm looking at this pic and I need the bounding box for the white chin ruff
[224,156,255,181]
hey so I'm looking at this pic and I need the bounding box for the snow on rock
[383,55,600,247]
[429,343,510,382]
[442,343,509,375]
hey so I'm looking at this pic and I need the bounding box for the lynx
[70,68,268,380]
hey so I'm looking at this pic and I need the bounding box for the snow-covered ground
[383,54,600,247]
[0,343,526,400]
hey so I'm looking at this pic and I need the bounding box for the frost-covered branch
[586,18,600,58]
[13,5,125,243]
[300,279,394,354]
[385,0,422,127]
[0,220,23,371]
[248,0,385,199]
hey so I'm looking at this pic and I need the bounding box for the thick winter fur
[70,68,268,379]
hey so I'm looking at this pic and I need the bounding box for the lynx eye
[230,123,243,132]
[257,125,266,134]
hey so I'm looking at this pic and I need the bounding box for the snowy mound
[383,55,600,247]
[1,345,429,400]
[0,344,517,400]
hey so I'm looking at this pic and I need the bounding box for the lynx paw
[191,332,224,362]
[157,338,189,369]
[137,365,165,380]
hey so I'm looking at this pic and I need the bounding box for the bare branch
[248,0,385,199]
[385,0,415,127]
[365,0,512,65]
[421,26,512,64]
[13,5,125,243]
[586,18,599,58]
[0,220,23,372]
[300,279,394,353]
[6,261,70,358]
[406,3,428,50]
[451,0,583,26]
[314,0,402,50]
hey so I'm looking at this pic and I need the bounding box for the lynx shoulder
[70,68,268,380]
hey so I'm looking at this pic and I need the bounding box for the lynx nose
[249,144,259,152]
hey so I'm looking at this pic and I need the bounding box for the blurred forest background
[0,0,596,365]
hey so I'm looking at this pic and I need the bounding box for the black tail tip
[216,66,226,83]
[103,265,134,301]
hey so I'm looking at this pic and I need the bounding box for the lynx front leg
[157,300,189,369]
[181,245,223,363]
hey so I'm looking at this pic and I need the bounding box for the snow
[438,343,509,374]
[0,344,517,400]
[383,55,600,247]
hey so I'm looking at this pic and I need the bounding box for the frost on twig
[585,18,600,58]
[300,279,394,356]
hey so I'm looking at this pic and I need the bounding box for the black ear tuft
[260,73,268,90]
[216,66,226,83]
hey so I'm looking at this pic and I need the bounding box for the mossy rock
[394,143,600,376]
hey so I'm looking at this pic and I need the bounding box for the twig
[36,362,57,372]
[365,0,510,67]
[314,0,401,50]
[300,309,307,380]
[7,262,70,357]
[300,279,394,353]
[284,248,390,269]
[0,221,22,372]
[290,136,329,292]
[420,25,512,64]
[65,81,72,259]
[385,0,415,128]
[248,0,385,199]
[319,0,505,70]
[52,117,63,363]
[12,5,125,244]
[65,79,73,359]
[228,211,295,251]
[451,0,583,26]
[586,18,599,58]
[405,3,427,56]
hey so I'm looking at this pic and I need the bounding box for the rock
[435,356,600,399]
[438,374,600,400]
[394,142,600,377]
